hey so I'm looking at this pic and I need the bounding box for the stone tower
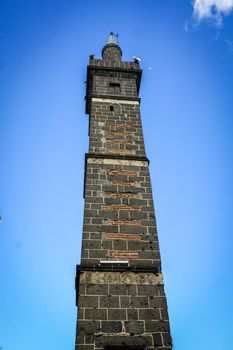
[75,33,172,350]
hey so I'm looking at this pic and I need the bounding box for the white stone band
[92,97,139,105]
[87,158,148,167]
[80,271,164,285]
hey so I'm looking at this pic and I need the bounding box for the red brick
[107,250,138,259]
[105,233,141,241]
[107,131,133,136]
[106,148,134,155]
[106,138,133,144]
[105,193,139,199]
[107,219,141,226]
[111,181,135,186]
[102,204,140,211]
[107,170,137,176]
[105,122,135,128]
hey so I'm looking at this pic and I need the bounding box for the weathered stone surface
[99,296,119,308]
[162,332,173,346]
[78,296,98,308]
[95,334,153,347]
[75,346,94,350]
[77,321,100,333]
[153,332,163,347]
[79,271,164,285]
[124,321,144,334]
[127,309,138,320]
[85,309,107,320]
[101,321,122,333]
[139,309,160,320]
[144,320,170,333]
[108,308,126,321]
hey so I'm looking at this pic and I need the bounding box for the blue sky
[1,1,233,349]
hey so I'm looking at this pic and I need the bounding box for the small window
[109,82,121,93]
[110,105,114,112]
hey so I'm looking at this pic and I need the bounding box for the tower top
[107,32,118,45]
[102,32,122,61]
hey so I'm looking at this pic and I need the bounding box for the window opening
[109,82,121,93]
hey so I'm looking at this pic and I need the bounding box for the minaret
[75,33,172,350]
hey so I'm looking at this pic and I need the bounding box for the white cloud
[225,39,233,51]
[193,0,233,26]
[183,20,189,31]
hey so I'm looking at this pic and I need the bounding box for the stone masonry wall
[76,271,172,350]
[76,45,172,350]
[89,58,140,71]
[89,101,145,157]
[102,45,122,61]
[92,74,137,98]
[82,158,160,269]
